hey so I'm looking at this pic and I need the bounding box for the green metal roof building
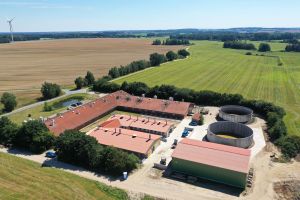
[171,139,251,188]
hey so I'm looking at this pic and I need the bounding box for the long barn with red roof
[45,90,193,136]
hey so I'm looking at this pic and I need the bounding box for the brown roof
[108,114,174,135]
[45,90,192,135]
[192,113,201,121]
[89,127,161,155]
[172,139,251,173]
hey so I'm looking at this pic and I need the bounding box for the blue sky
[0,0,299,32]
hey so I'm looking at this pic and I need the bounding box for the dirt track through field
[0,38,181,91]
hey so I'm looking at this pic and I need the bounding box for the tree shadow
[41,159,121,182]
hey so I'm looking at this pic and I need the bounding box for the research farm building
[171,139,251,188]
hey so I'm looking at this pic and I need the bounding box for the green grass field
[0,152,128,200]
[114,41,300,136]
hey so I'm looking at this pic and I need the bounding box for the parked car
[181,129,189,138]
[189,121,198,126]
[45,151,57,158]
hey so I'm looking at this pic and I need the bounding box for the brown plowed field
[0,38,182,91]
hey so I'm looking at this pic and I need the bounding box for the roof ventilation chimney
[132,134,137,138]
[169,97,174,101]
[154,95,157,99]
[149,134,151,140]
[51,119,55,126]
[142,94,145,98]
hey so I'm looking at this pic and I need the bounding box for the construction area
[40,90,298,199]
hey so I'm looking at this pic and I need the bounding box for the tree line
[223,41,256,50]
[107,49,190,79]
[170,32,300,42]
[91,81,300,159]
[223,41,272,52]
[152,39,190,45]
[0,117,140,175]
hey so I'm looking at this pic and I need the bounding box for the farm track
[115,41,300,136]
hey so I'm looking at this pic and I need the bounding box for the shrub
[245,52,252,55]
[276,136,300,158]
[43,102,53,112]
[178,49,190,57]
[1,92,17,112]
[41,82,61,100]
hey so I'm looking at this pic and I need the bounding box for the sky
[0,0,299,32]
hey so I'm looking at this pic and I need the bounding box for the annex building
[171,138,251,188]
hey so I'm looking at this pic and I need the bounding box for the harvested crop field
[0,38,181,91]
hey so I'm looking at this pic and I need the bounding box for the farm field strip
[114,41,300,136]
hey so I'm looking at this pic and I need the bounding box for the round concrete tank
[207,121,253,148]
[219,105,253,123]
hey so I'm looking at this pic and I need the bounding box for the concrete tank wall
[207,121,253,148]
[219,105,253,123]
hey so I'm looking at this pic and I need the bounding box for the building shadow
[162,165,243,197]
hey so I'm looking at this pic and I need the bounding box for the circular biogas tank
[219,105,253,123]
[207,121,254,148]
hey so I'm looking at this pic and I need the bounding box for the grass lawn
[0,152,128,200]
[8,93,97,125]
[114,41,300,136]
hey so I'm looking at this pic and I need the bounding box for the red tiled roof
[172,139,251,173]
[108,114,174,135]
[192,113,201,121]
[89,127,160,155]
[114,91,192,116]
[45,90,192,135]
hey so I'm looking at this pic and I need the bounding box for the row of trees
[223,41,271,52]
[223,41,256,50]
[152,39,190,45]
[91,81,299,159]
[285,44,300,52]
[74,71,95,89]
[55,130,139,175]
[107,49,190,79]
[170,32,300,42]
[0,118,55,153]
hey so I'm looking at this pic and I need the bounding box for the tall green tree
[41,82,62,100]
[166,51,178,61]
[1,92,17,112]
[75,76,85,89]
[15,120,55,153]
[258,43,271,52]
[0,117,18,145]
[85,71,95,85]
[149,53,167,66]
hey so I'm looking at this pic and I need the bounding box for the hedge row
[108,50,189,79]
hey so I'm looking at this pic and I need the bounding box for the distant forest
[1,28,300,44]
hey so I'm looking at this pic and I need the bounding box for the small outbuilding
[171,139,251,188]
